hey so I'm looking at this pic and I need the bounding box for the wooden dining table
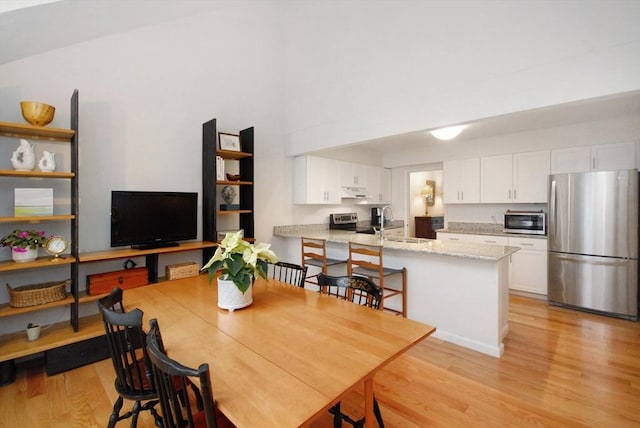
[121,274,435,427]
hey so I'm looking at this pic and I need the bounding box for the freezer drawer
[548,252,638,319]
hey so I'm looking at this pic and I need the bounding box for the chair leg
[373,396,385,428]
[329,403,342,428]
[129,400,141,428]
[108,396,124,428]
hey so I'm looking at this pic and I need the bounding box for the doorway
[408,170,444,237]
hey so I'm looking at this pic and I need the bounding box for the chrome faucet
[380,205,392,238]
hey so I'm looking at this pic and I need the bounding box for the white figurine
[10,139,36,171]
[38,151,56,172]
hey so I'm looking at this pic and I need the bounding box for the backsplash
[446,222,503,234]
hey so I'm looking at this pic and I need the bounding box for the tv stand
[131,242,180,250]
[80,241,216,283]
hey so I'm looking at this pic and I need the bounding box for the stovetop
[329,213,377,234]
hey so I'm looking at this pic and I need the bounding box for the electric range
[329,213,377,234]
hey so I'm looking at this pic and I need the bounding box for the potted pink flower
[1,229,46,262]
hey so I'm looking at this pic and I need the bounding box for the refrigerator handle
[550,179,557,237]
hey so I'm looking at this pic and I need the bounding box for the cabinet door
[293,156,339,204]
[443,158,480,204]
[513,150,550,203]
[591,142,636,171]
[340,161,365,186]
[481,154,513,203]
[324,158,341,203]
[379,167,392,204]
[551,146,591,174]
[508,237,547,295]
[364,165,380,203]
[458,158,480,203]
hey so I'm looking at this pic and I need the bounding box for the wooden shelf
[0,295,74,319]
[216,149,252,160]
[216,210,252,215]
[0,313,103,362]
[0,214,75,223]
[0,121,75,142]
[0,255,76,272]
[0,169,74,178]
[79,240,216,263]
[216,180,253,185]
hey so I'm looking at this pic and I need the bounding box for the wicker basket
[6,280,67,308]
[166,262,200,280]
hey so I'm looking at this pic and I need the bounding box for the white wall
[0,2,286,332]
[282,0,640,155]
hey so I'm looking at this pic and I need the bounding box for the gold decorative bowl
[20,101,55,126]
[226,174,241,182]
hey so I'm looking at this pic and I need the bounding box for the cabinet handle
[461,191,464,201]
[508,189,511,200]
[592,157,596,170]
[513,189,517,200]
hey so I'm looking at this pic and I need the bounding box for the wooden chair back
[146,319,224,428]
[348,241,407,317]
[97,293,161,427]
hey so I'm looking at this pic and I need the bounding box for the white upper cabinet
[293,155,341,204]
[590,142,636,171]
[380,167,392,204]
[481,151,550,203]
[551,142,636,174]
[443,158,480,204]
[480,154,512,203]
[340,161,366,187]
[364,165,391,204]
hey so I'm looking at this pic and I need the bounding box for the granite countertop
[273,225,519,261]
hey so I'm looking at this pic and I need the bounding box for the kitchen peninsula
[273,225,519,357]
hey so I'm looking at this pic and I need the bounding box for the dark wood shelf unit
[202,119,255,264]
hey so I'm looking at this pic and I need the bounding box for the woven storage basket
[166,262,199,280]
[6,280,67,308]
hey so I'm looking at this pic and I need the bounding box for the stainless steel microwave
[504,210,546,235]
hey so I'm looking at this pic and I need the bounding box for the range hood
[341,186,369,199]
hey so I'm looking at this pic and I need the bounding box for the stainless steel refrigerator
[548,169,639,320]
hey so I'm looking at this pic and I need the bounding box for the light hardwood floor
[1,295,639,427]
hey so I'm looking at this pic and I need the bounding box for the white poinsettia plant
[202,230,277,294]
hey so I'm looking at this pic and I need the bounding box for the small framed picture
[218,133,241,151]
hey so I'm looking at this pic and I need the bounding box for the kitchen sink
[384,236,429,244]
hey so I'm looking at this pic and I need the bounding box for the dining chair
[146,318,234,428]
[301,237,348,286]
[269,261,307,287]
[316,273,385,428]
[347,241,407,317]
[97,293,162,428]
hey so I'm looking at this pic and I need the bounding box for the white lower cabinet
[507,236,547,296]
[437,232,548,296]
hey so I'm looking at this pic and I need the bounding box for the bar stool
[348,241,407,317]
[301,237,348,286]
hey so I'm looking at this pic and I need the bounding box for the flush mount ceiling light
[430,125,466,141]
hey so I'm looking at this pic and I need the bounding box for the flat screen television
[110,190,198,249]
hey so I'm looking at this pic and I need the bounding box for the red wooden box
[86,267,149,296]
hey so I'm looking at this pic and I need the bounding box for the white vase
[26,325,41,341]
[12,246,38,263]
[217,277,253,311]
